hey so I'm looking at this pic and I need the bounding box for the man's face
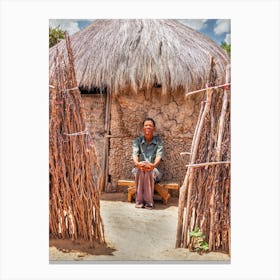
[143,120,155,137]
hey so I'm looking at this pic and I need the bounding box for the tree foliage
[49,26,65,48]
[221,41,231,57]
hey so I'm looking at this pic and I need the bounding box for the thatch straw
[49,19,229,95]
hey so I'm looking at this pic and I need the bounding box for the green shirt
[132,135,164,163]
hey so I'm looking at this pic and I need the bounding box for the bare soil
[49,193,230,262]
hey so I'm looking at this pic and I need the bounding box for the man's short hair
[143,117,156,127]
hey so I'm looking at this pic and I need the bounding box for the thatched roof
[49,19,230,95]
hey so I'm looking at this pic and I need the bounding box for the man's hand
[137,161,154,171]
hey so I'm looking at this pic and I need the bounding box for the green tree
[49,26,65,48]
[221,41,231,57]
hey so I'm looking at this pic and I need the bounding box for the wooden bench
[117,180,180,205]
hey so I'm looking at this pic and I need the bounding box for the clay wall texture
[109,88,202,188]
[82,94,106,170]
[83,89,203,190]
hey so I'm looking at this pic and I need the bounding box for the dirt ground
[49,193,230,262]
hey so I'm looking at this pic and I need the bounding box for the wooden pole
[176,56,216,248]
[180,152,191,155]
[185,83,230,97]
[209,64,230,251]
[49,33,105,244]
[176,83,213,247]
[177,58,230,252]
[216,91,230,160]
[181,87,213,248]
[207,63,231,251]
[185,161,230,168]
[102,89,112,192]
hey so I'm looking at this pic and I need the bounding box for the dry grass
[49,19,230,95]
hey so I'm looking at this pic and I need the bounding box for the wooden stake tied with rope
[49,33,105,246]
[176,56,231,254]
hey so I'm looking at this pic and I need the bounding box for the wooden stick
[208,66,230,250]
[216,66,230,161]
[176,80,213,247]
[208,174,216,251]
[180,152,191,155]
[216,91,229,160]
[182,166,195,248]
[102,89,112,192]
[176,56,232,252]
[185,161,230,168]
[182,86,214,248]
[186,84,230,97]
[190,101,205,155]
[49,33,105,244]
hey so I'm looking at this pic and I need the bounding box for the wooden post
[185,161,230,168]
[208,64,230,250]
[102,89,112,192]
[176,85,213,247]
[176,56,215,248]
[216,68,230,161]
[49,33,105,244]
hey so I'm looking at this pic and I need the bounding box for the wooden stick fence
[49,33,105,245]
[176,57,231,254]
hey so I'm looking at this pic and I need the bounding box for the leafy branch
[220,41,231,57]
[189,227,209,254]
[49,26,65,48]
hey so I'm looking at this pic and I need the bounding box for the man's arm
[152,156,162,168]
[132,139,147,170]
[148,137,164,170]
[144,156,161,171]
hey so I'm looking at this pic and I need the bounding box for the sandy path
[49,197,230,262]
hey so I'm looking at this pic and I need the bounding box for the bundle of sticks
[176,58,231,254]
[49,33,105,244]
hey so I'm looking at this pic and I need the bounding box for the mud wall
[109,88,203,189]
[82,94,106,171]
[82,89,203,192]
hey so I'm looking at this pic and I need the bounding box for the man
[132,117,164,209]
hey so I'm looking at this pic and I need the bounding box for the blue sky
[49,19,230,45]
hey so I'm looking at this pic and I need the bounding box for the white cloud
[214,19,230,35]
[224,33,231,44]
[177,19,208,30]
[49,19,80,35]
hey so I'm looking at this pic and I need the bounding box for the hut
[49,19,230,192]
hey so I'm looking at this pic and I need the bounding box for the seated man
[132,117,164,209]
